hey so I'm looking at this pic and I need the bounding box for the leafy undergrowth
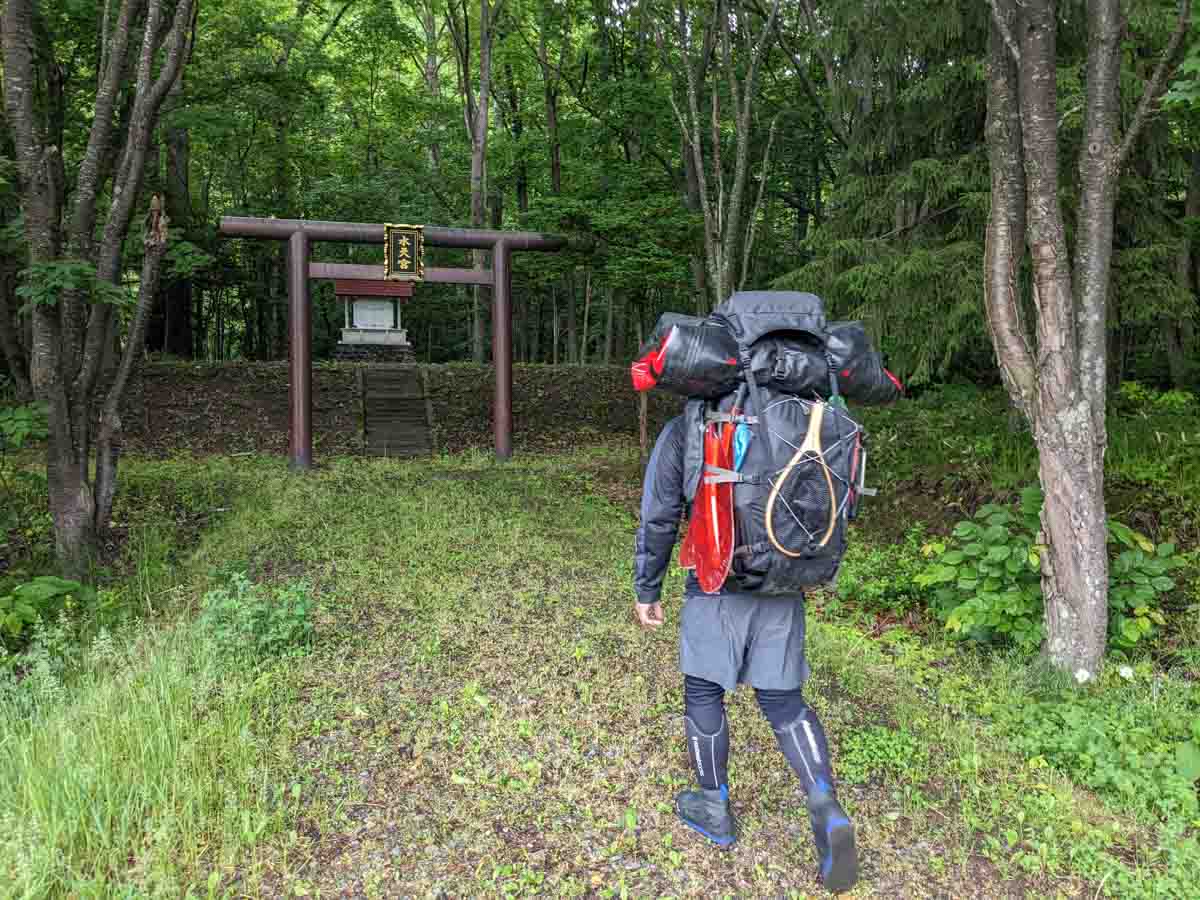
[2,446,1198,897]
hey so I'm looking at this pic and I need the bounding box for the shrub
[915,487,1182,653]
[991,690,1200,823]
[198,572,314,659]
[835,524,928,614]
[915,487,1045,652]
[0,576,92,651]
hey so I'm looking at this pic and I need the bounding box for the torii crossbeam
[219,217,568,467]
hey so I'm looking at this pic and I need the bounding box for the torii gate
[219,217,568,467]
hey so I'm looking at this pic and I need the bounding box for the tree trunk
[566,271,577,364]
[4,0,196,575]
[604,285,615,364]
[540,25,562,197]
[579,269,592,364]
[1018,0,1109,680]
[980,0,1193,681]
[451,0,497,365]
[528,293,541,364]
[1168,150,1200,387]
[551,286,559,366]
[162,72,193,357]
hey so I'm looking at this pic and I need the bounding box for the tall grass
[0,621,290,897]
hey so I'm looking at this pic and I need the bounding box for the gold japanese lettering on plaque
[384,224,425,281]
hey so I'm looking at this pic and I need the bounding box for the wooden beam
[334,278,414,298]
[309,262,494,285]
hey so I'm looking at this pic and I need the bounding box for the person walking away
[633,414,858,894]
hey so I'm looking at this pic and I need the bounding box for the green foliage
[0,402,50,551]
[1116,381,1198,413]
[1106,524,1181,651]
[992,691,1200,823]
[198,573,314,659]
[916,487,1184,653]
[15,260,130,312]
[0,401,48,453]
[916,488,1045,652]
[0,576,87,647]
[834,524,928,614]
[165,239,215,280]
[836,724,927,785]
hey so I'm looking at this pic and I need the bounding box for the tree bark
[579,268,592,364]
[1168,150,1200,387]
[538,24,562,196]
[604,285,615,365]
[565,270,577,364]
[981,0,1191,681]
[983,0,1036,420]
[1017,0,1108,681]
[449,0,500,364]
[3,0,196,576]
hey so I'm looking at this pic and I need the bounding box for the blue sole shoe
[810,796,858,893]
[675,788,737,848]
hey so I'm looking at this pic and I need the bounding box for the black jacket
[634,415,731,603]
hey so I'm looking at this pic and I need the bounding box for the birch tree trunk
[983,0,1192,681]
[670,0,780,308]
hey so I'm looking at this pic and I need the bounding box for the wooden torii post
[219,217,567,467]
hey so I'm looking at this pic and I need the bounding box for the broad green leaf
[1175,742,1200,783]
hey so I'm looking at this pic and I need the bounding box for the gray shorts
[679,590,811,692]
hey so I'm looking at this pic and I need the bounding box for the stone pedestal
[335,297,415,363]
[334,342,416,363]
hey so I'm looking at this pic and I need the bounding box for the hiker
[633,412,859,894]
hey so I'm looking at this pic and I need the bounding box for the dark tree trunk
[566,270,577,364]
[604,285,615,364]
[528,293,541,363]
[161,72,193,357]
[1168,151,1200,387]
[3,0,195,576]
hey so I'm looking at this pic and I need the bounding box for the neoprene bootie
[807,789,857,893]
[675,786,737,847]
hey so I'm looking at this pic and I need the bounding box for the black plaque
[384,224,424,281]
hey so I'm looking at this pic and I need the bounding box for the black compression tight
[683,675,836,796]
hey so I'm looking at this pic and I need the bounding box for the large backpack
[635,291,896,595]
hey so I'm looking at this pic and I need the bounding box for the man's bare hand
[635,601,664,629]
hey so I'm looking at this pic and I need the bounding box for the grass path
[176,449,1184,900]
[4,448,1193,898]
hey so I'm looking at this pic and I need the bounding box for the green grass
[0,621,296,898]
[0,432,1197,897]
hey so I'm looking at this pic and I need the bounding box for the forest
[2,0,1196,383]
[2,1,1200,897]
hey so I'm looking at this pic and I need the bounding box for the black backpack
[668,291,883,594]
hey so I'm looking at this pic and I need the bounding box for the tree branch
[94,195,170,534]
[1116,0,1193,169]
[77,0,195,404]
[69,0,141,260]
[987,0,1022,64]
[740,113,779,289]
